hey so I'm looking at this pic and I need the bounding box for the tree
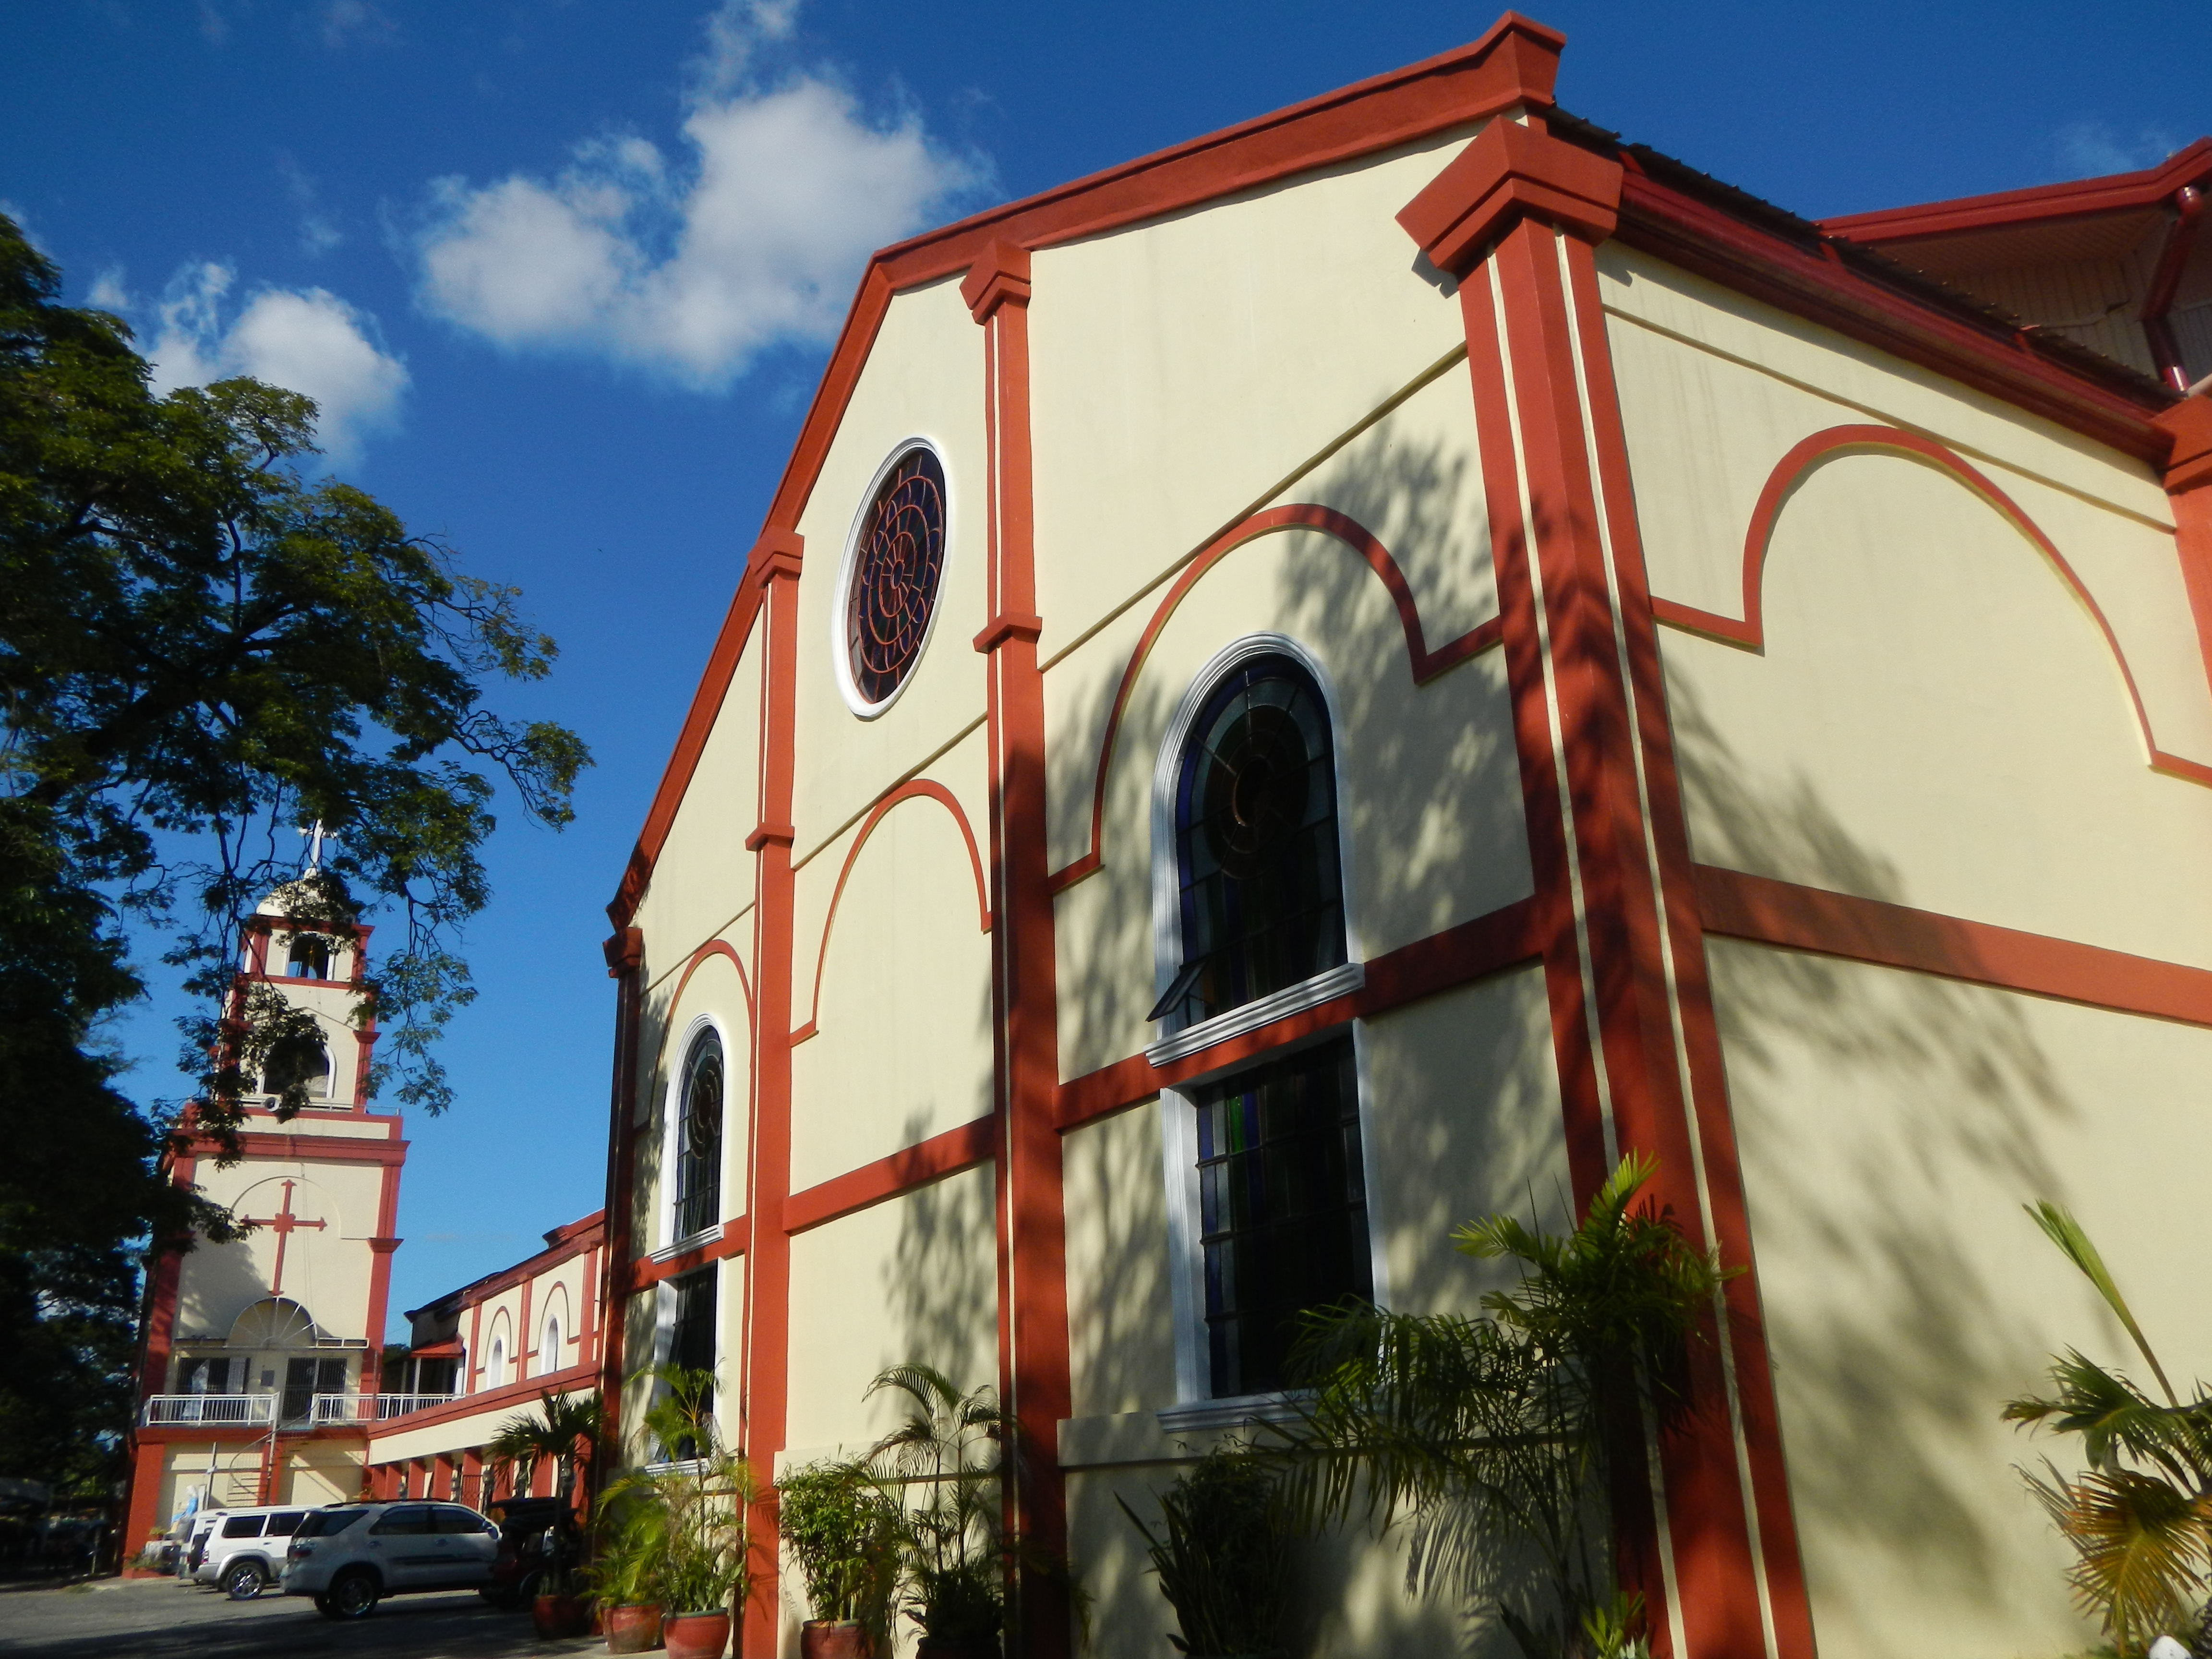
[0,210,589,1487]
[1263,1154,1731,1659]
[2006,1202,2212,1656]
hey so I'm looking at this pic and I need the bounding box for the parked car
[192,1504,311,1599]
[481,1495,575,1610]
[177,1511,226,1582]
[281,1500,500,1619]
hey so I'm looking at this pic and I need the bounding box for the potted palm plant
[865,1363,1019,1659]
[605,1365,752,1659]
[488,1389,603,1639]
[1120,1450,1294,1658]
[586,1491,669,1655]
[778,1458,900,1658]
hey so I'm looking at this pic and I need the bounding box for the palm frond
[2026,1462,2212,1655]
[2027,1202,2178,1407]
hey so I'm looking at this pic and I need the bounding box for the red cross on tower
[241,1178,326,1296]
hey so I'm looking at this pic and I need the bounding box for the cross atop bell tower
[121,884,411,1565]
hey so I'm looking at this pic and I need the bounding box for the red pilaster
[596,923,646,1484]
[740,529,804,1658]
[963,240,1072,1659]
[1401,24,1810,1659]
[2159,398,2212,694]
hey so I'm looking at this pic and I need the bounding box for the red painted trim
[666,939,758,1040]
[607,529,796,929]
[1054,895,1541,1129]
[1400,113,1623,275]
[192,1130,409,1166]
[1821,137,2212,245]
[783,1120,998,1235]
[628,1216,753,1290]
[1562,235,1818,1659]
[793,779,993,1043]
[738,542,802,1659]
[1695,863,2212,1026]
[1649,422,2212,789]
[409,1214,605,1322]
[357,1358,606,1445]
[1048,504,1505,891]
[1613,167,2171,466]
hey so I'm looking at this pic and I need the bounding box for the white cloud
[2054,121,2180,180]
[87,268,130,312]
[411,0,985,388]
[146,263,409,466]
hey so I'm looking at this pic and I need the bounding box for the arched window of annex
[666,1021,726,1248]
[1148,635,1359,1051]
[482,1314,511,1392]
[536,1287,569,1377]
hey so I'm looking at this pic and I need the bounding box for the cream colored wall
[790,275,988,870]
[1599,245,2212,779]
[1358,968,1573,1313]
[175,1162,383,1346]
[1063,1103,1175,1420]
[1048,523,1527,1079]
[1027,130,1481,660]
[1708,939,2212,1659]
[1656,440,2212,972]
[631,630,762,966]
[788,728,993,1193]
[366,1390,589,1465]
[782,1164,998,1457]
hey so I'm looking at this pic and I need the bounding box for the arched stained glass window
[1157,657,1346,1029]
[673,1032,723,1242]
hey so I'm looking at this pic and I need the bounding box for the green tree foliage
[1119,1449,1295,1658]
[2006,1202,2212,1655]
[1264,1153,1731,1659]
[0,210,589,1488]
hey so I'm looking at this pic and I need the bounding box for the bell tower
[120,873,408,1568]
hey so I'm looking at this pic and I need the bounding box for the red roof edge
[1821,137,2212,244]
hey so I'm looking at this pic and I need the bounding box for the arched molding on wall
[536,1283,571,1374]
[1049,502,1506,892]
[481,1309,513,1392]
[1650,422,2212,788]
[792,778,993,1044]
[663,940,757,1045]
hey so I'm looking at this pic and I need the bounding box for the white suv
[193,1504,312,1598]
[281,1500,500,1619]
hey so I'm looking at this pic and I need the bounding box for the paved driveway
[0,1577,608,1658]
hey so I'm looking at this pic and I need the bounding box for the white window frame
[829,435,956,721]
[1146,633,1366,1065]
[538,1289,567,1377]
[659,1013,732,1254]
[1150,634,1388,1410]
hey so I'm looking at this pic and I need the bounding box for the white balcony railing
[142,1394,276,1427]
[311,1392,456,1425]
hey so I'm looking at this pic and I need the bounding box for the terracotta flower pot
[605,1603,666,1654]
[664,1610,733,1659]
[535,1592,590,1638]
[800,1621,873,1659]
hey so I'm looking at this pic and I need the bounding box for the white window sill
[649,1225,721,1263]
[1154,1391,1309,1436]
[1145,961,1363,1067]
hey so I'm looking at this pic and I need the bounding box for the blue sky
[4,0,2206,1339]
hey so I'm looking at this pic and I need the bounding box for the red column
[597,925,645,1487]
[962,241,1073,1659]
[738,532,804,1658]
[2159,397,2212,688]
[120,1443,168,1575]
[1396,30,1812,1659]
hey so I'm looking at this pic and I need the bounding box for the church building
[592,13,2208,1659]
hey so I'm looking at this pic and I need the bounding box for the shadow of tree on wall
[1062,1100,1176,1418]
[1663,666,2087,1621]
[883,1102,998,1414]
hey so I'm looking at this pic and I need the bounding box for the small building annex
[593,14,2212,1659]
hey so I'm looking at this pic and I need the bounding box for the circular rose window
[842,444,947,710]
